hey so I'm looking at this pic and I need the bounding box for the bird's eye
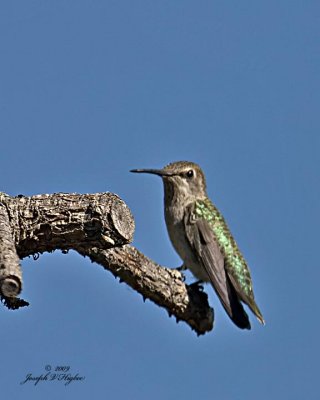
[186,169,194,178]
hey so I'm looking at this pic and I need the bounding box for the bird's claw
[175,264,187,272]
[173,265,187,281]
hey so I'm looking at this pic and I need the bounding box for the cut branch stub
[0,202,22,298]
[0,192,135,258]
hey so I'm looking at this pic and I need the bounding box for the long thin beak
[130,168,172,177]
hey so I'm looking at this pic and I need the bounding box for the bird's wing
[184,205,251,329]
[227,272,265,325]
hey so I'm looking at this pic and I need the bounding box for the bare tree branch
[0,202,22,297]
[78,245,214,335]
[0,192,214,335]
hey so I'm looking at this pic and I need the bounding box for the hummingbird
[131,161,265,329]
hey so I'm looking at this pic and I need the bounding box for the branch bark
[0,192,214,335]
[0,202,22,297]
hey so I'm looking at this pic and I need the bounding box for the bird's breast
[164,205,209,282]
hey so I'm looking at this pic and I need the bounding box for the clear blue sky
[1,1,319,399]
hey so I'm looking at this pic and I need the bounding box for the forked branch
[0,192,213,335]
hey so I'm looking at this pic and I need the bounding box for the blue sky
[1,1,319,399]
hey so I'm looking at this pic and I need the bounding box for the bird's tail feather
[224,277,251,330]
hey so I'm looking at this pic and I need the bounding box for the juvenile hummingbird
[131,161,265,329]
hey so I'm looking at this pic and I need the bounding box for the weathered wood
[0,192,134,258]
[0,191,214,334]
[0,202,22,297]
[78,245,214,335]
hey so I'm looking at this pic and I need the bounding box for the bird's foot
[173,264,187,281]
[188,280,204,291]
[175,264,187,272]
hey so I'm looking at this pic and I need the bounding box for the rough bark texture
[2,192,134,257]
[78,245,214,335]
[0,192,214,335]
[0,202,22,297]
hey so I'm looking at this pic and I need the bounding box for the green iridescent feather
[195,198,254,299]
